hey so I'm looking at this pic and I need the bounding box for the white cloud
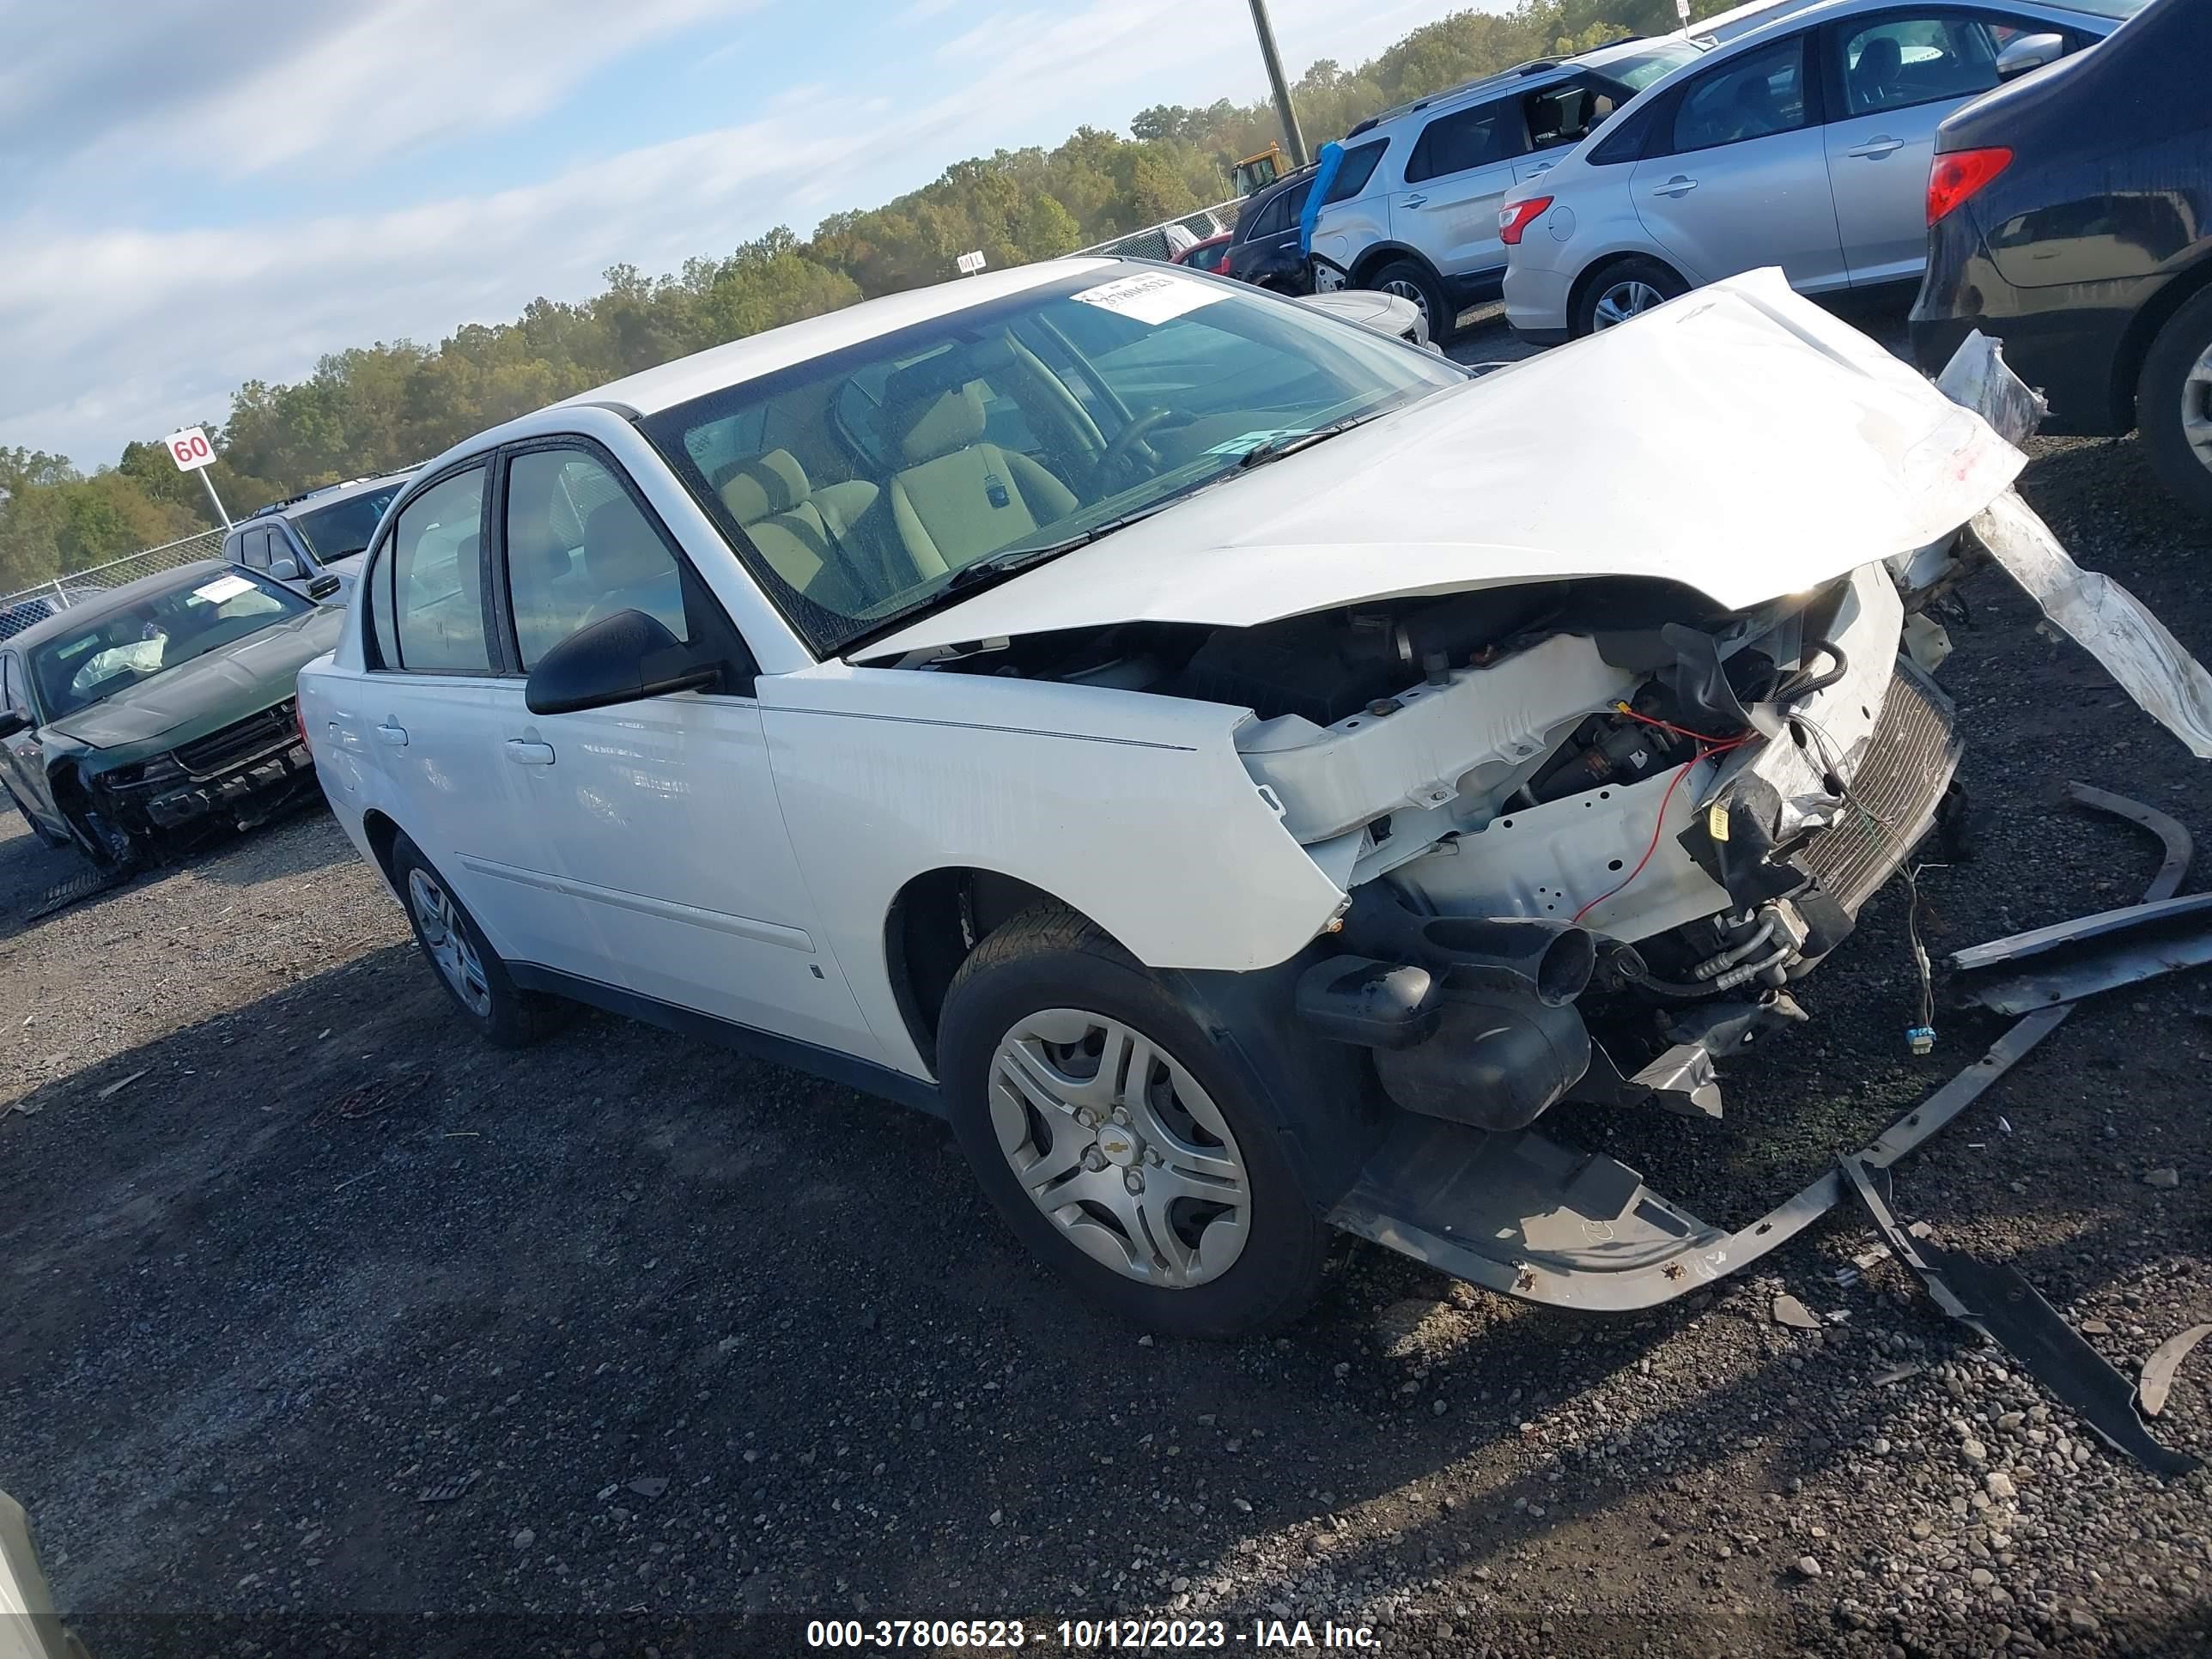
[0,0,762,179]
[0,0,1492,467]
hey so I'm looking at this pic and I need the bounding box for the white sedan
[300,258,2079,1335]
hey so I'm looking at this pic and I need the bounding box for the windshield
[642,265,1462,655]
[1603,39,1708,89]
[2052,0,2148,15]
[292,484,404,561]
[27,568,310,721]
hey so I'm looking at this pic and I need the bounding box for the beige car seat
[879,369,1077,578]
[717,449,882,612]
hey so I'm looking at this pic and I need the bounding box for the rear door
[353,463,568,965]
[1388,96,1528,283]
[1822,9,2024,285]
[1630,32,1849,291]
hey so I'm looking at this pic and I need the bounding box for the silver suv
[1307,33,1708,343]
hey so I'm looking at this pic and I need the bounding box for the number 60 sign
[163,426,216,472]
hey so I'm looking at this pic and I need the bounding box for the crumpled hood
[857,270,2025,661]
[45,606,343,750]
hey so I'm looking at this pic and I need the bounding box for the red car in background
[1172,232,1234,275]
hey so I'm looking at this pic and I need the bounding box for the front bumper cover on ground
[1328,782,2189,1315]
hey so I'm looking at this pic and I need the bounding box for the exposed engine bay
[919,555,1965,1132]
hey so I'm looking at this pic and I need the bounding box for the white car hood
[856,270,2024,661]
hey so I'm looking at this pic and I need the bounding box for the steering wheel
[1097,407,1176,483]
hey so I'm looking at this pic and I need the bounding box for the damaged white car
[299,260,2201,1337]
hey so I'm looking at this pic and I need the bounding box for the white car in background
[1498,0,2146,341]
[300,258,2064,1336]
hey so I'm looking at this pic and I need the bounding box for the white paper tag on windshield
[1071,272,1224,326]
[191,574,257,605]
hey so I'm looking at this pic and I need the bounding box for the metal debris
[1872,1363,1925,1388]
[2138,1324,2212,1419]
[1840,1156,2197,1476]
[95,1068,149,1100]
[416,1471,479,1504]
[1771,1295,1821,1330]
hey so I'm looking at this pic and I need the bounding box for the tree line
[0,0,1724,595]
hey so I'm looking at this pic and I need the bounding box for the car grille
[1798,662,1961,910]
[171,702,297,779]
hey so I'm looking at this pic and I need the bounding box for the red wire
[1611,703,1741,746]
[1570,737,1748,926]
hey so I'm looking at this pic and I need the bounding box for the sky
[0,0,1492,471]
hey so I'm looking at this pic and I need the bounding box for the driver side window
[503,447,691,670]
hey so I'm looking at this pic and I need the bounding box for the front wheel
[389,832,570,1048]
[2136,286,2212,516]
[1573,256,1686,337]
[937,908,1333,1338]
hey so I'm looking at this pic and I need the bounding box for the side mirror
[525,610,720,717]
[0,709,28,741]
[269,556,301,581]
[306,574,343,601]
[1996,31,2063,79]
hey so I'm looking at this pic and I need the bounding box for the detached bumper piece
[1330,784,2194,1337]
[143,739,315,830]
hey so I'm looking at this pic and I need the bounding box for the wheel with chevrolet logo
[936,905,1335,1338]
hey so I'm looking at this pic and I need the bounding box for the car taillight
[294,698,312,755]
[1498,196,1553,247]
[1926,147,2011,225]
[1210,246,1234,274]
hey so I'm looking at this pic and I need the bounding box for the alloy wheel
[988,1008,1251,1289]
[407,866,492,1017]
[1380,276,1431,328]
[1593,279,1668,329]
[2184,343,2212,477]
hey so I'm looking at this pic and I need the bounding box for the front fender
[763,664,1346,1075]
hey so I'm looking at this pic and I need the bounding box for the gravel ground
[4,305,2211,1657]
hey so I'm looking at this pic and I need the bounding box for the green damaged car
[0,562,342,871]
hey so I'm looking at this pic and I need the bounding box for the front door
[0,649,60,832]
[1389,95,1527,283]
[1632,32,1850,293]
[1824,10,2013,285]
[486,441,881,1059]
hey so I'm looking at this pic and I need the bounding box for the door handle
[504,739,556,767]
[1848,137,1904,158]
[375,723,408,747]
[1650,176,1698,197]
[1401,192,1428,208]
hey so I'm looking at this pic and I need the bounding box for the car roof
[3,561,231,652]
[250,469,416,524]
[1350,33,1668,135]
[560,258,1119,420]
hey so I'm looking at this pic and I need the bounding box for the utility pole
[1247,0,1310,168]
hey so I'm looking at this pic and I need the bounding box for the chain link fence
[0,527,228,643]
[1075,201,1243,264]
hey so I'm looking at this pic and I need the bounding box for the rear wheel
[1573,256,1686,337]
[389,832,570,1048]
[937,907,1332,1338]
[2136,286,2212,516]
[1368,258,1455,347]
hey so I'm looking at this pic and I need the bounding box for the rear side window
[1588,100,1662,166]
[503,447,691,670]
[1324,139,1389,203]
[386,467,491,673]
[1406,99,1523,183]
[1670,36,1811,153]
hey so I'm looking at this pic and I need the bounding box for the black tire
[937,907,1334,1339]
[1367,258,1456,347]
[1571,255,1688,338]
[388,832,570,1048]
[3,783,69,850]
[2136,285,2212,516]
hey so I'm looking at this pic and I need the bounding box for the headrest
[891,382,986,465]
[453,533,482,596]
[1856,35,1900,78]
[583,501,669,591]
[717,449,810,524]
